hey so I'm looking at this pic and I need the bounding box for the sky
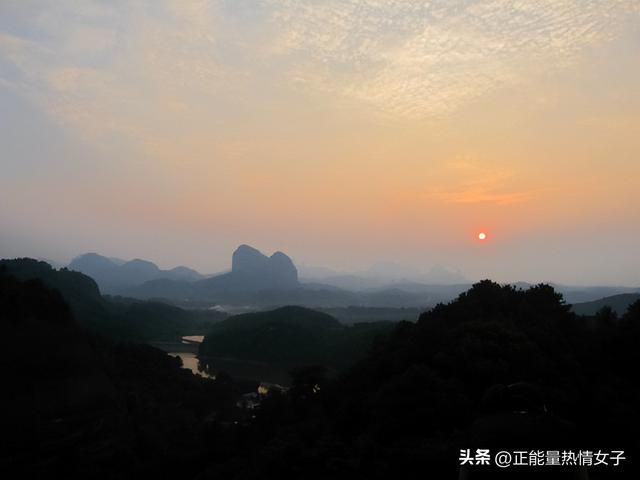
[1,0,640,285]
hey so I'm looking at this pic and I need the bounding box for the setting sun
[478,232,487,241]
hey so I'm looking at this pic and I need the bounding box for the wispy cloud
[267,0,639,117]
[1,0,638,145]
[0,1,230,150]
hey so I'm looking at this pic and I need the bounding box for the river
[162,336,290,387]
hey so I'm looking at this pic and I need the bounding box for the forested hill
[4,270,640,478]
[0,258,224,342]
[0,268,245,478]
[572,292,640,316]
[199,306,394,369]
[205,281,640,478]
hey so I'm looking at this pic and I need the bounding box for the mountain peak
[69,253,118,273]
[232,244,269,273]
[225,245,298,289]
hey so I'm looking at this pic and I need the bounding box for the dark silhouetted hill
[199,306,394,370]
[0,269,245,478]
[199,282,640,479]
[0,258,222,341]
[571,293,640,315]
[551,283,640,303]
[0,271,121,476]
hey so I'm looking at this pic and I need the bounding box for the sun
[478,232,487,241]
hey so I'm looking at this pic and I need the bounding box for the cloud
[266,0,640,117]
[0,1,229,151]
[1,0,638,148]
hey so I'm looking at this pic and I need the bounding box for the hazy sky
[1,0,639,285]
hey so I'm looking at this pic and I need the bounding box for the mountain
[68,253,204,293]
[124,246,459,308]
[112,245,640,310]
[199,306,394,371]
[1,257,105,321]
[167,265,204,281]
[550,284,640,303]
[0,270,122,474]
[121,245,297,302]
[0,258,223,341]
[571,293,640,316]
[197,244,299,293]
[0,269,243,478]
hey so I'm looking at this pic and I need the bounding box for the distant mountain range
[73,245,456,308]
[64,246,640,310]
[68,252,205,293]
[571,293,640,316]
